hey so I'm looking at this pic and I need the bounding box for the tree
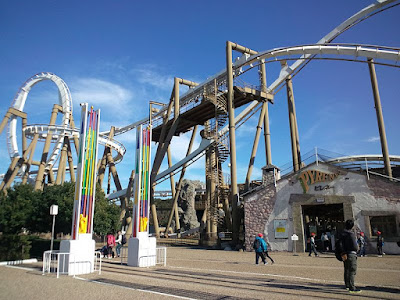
[0,183,121,237]
[0,184,39,234]
[93,185,121,235]
[29,182,75,235]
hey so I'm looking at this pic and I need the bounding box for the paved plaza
[1,247,399,300]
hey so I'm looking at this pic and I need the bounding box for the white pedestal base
[59,235,95,275]
[127,232,156,267]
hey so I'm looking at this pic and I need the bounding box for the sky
[0,0,399,194]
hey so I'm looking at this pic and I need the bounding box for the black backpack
[253,239,261,251]
[122,234,127,245]
[335,238,344,261]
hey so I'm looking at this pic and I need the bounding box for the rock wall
[244,184,276,251]
[178,179,201,230]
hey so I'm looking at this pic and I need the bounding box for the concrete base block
[127,232,156,267]
[59,235,95,275]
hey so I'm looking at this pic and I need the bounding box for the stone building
[243,162,400,254]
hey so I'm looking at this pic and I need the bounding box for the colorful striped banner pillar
[71,103,100,240]
[132,125,152,237]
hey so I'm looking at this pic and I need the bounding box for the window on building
[370,215,397,238]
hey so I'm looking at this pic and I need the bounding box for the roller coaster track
[3,1,399,193]
[106,0,400,199]
[7,72,72,171]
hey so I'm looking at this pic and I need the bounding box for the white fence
[42,250,102,278]
[120,246,167,266]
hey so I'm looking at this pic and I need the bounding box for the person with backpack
[339,219,361,294]
[115,231,122,258]
[253,233,274,265]
[106,232,116,259]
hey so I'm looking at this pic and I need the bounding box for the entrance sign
[274,219,288,239]
[291,234,298,241]
[298,170,339,193]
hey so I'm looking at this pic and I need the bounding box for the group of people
[101,230,125,258]
[255,221,385,295]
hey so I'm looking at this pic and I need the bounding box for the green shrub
[0,235,31,261]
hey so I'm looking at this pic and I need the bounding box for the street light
[50,205,58,252]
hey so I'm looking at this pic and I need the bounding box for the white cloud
[70,78,134,117]
[131,65,174,91]
[366,136,380,143]
[302,122,320,141]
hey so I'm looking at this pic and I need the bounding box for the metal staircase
[203,81,231,230]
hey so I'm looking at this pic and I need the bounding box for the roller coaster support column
[97,127,114,186]
[67,140,75,182]
[69,113,80,153]
[245,102,267,190]
[167,146,181,235]
[165,126,198,237]
[261,61,272,165]
[285,74,301,172]
[22,117,27,155]
[226,41,240,244]
[1,134,39,192]
[35,104,62,190]
[367,59,392,179]
[56,137,69,185]
[22,134,39,184]
[0,108,27,135]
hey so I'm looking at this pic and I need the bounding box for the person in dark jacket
[340,219,361,294]
[253,233,269,265]
[377,231,384,257]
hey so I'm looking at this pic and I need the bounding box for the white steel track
[7,72,72,171]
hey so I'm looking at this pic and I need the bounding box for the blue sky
[0,1,399,193]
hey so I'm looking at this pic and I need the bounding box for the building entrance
[302,204,345,252]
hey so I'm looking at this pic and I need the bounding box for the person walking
[263,239,275,265]
[253,233,269,265]
[115,230,122,258]
[340,219,361,294]
[357,232,366,257]
[308,233,319,257]
[377,231,384,257]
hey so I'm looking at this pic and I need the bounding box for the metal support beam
[260,62,272,165]
[22,117,27,155]
[34,104,62,190]
[226,41,239,244]
[97,127,115,186]
[1,134,39,191]
[245,102,267,190]
[367,59,392,178]
[56,137,68,185]
[167,146,181,234]
[66,139,75,182]
[286,76,301,172]
[22,133,39,184]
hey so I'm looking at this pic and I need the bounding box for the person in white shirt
[115,231,122,257]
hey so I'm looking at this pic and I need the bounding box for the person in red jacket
[106,232,116,258]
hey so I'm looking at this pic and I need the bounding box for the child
[309,233,319,257]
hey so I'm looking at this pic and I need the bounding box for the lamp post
[50,205,58,252]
